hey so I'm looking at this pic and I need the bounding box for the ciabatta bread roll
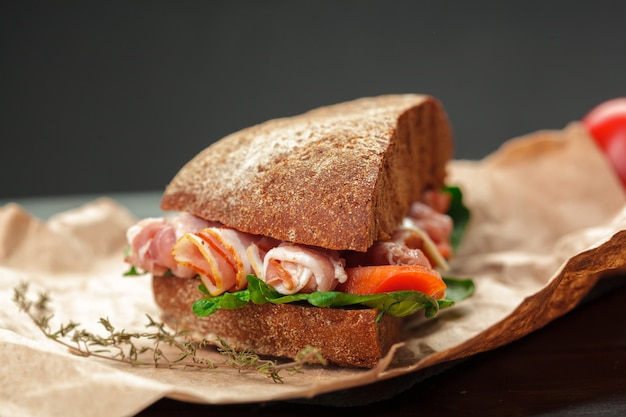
[126,94,459,368]
[160,94,452,251]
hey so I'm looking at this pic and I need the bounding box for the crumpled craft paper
[1,122,625,417]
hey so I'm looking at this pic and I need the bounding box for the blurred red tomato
[582,98,626,188]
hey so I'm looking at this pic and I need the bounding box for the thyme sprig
[12,281,325,383]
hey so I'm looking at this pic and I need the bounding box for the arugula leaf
[123,266,145,276]
[192,275,475,320]
[193,291,250,316]
[122,265,174,277]
[444,185,470,253]
[438,276,475,310]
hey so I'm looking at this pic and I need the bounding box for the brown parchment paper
[1,122,626,417]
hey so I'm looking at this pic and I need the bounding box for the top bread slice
[160,94,453,252]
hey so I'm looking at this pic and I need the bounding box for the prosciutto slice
[343,199,453,270]
[360,241,432,268]
[124,191,453,297]
[125,213,212,278]
[406,199,453,257]
[263,243,347,294]
[125,214,349,296]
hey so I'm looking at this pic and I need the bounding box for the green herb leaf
[444,185,471,253]
[193,289,250,316]
[123,266,145,276]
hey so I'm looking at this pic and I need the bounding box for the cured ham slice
[172,228,262,296]
[125,191,453,297]
[263,243,347,294]
[343,198,453,270]
[125,213,211,278]
[125,214,349,296]
[406,199,453,258]
[362,241,432,268]
[246,236,281,278]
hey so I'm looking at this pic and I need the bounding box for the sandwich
[124,94,473,368]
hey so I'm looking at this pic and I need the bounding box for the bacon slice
[262,243,347,294]
[246,236,281,278]
[172,227,264,296]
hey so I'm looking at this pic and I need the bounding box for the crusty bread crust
[160,95,453,252]
[152,274,402,368]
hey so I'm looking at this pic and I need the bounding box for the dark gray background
[2,1,625,198]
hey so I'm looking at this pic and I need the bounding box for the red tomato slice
[581,98,626,188]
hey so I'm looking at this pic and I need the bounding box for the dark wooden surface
[136,276,626,417]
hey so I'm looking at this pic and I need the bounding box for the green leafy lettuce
[193,275,475,322]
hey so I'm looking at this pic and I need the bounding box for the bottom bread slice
[152,275,403,368]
